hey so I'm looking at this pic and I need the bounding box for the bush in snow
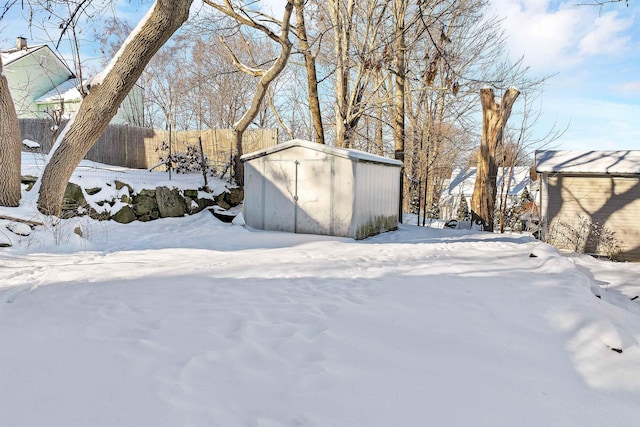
[409,189,420,215]
[426,200,440,219]
[545,215,624,259]
[156,142,216,176]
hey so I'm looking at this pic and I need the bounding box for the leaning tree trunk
[37,0,193,216]
[470,87,520,232]
[0,57,22,207]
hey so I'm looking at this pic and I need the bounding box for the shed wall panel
[544,174,640,261]
[353,162,400,239]
[243,162,266,230]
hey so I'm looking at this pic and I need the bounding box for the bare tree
[470,86,520,231]
[37,0,194,215]
[294,0,324,144]
[575,0,629,7]
[203,0,294,186]
[323,0,392,148]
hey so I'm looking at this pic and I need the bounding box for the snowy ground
[1,158,639,426]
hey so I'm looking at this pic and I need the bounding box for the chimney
[16,36,27,50]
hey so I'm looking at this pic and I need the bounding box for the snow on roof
[240,139,403,166]
[35,78,82,103]
[536,150,640,175]
[0,44,48,66]
[440,166,531,205]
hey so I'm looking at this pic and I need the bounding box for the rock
[89,208,110,221]
[0,234,11,247]
[226,187,244,206]
[85,187,102,196]
[138,211,159,222]
[74,226,83,238]
[112,205,137,224]
[215,193,231,211]
[196,197,215,212]
[21,175,38,192]
[184,189,199,198]
[114,180,133,193]
[62,182,87,217]
[138,189,156,197]
[156,186,186,218]
[134,194,158,217]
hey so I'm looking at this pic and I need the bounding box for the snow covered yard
[1,157,639,426]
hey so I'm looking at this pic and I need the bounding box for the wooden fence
[18,119,278,171]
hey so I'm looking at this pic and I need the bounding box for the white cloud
[490,1,636,73]
[578,11,633,56]
[615,81,640,95]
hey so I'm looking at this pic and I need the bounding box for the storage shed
[536,150,640,261]
[241,139,403,239]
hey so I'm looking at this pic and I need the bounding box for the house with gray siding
[536,150,640,261]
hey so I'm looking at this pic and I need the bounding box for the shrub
[456,196,469,221]
[545,216,624,259]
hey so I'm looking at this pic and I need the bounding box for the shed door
[295,158,332,235]
[263,158,332,235]
[263,160,296,232]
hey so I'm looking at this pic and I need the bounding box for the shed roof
[240,139,403,167]
[536,150,640,175]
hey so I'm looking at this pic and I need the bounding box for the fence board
[18,119,278,171]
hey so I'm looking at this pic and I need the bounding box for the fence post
[124,124,129,168]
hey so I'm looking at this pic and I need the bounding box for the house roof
[240,139,403,167]
[35,78,82,103]
[1,43,74,77]
[440,167,531,205]
[536,150,640,175]
[1,44,47,65]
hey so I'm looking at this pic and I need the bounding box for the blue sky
[489,0,640,151]
[2,0,638,152]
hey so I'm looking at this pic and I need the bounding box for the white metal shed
[241,139,403,239]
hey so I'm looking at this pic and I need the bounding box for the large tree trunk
[295,0,324,144]
[393,0,406,164]
[37,0,194,216]
[0,57,21,207]
[470,87,520,231]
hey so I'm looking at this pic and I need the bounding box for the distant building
[1,37,143,125]
[439,166,535,221]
